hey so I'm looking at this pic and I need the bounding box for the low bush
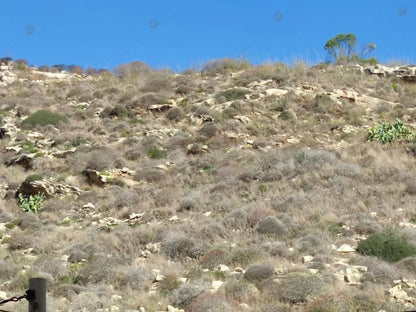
[215,88,250,103]
[113,265,151,290]
[254,216,288,236]
[22,110,67,126]
[397,256,416,275]
[187,293,233,312]
[199,248,230,269]
[244,264,275,284]
[161,231,195,260]
[147,148,167,159]
[224,279,256,303]
[277,272,327,303]
[356,230,416,262]
[172,282,206,308]
[306,292,352,312]
[201,58,250,75]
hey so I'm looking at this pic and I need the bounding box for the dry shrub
[295,233,326,255]
[172,282,206,308]
[354,219,382,235]
[98,185,139,211]
[166,131,192,150]
[64,243,98,263]
[198,222,227,242]
[306,292,352,312]
[224,278,257,303]
[134,167,167,183]
[76,146,125,171]
[52,284,86,300]
[355,255,401,285]
[397,257,416,276]
[161,231,195,260]
[77,253,125,285]
[177,197,197,212]
[263,242,289,258]
[141,77,173,93]
[6,231,34,250]
[17,212,42,230]
[199,248,230,269]
[235,62,289,86]
[277,272,327,304]
[166,106,184,121]
[33,255,67,281]
[69,285,114,311]
[247,208,274,228]
[103,223,159,256]
[198,122,219,138]
[224,209,247,229]
[202,58,249,75]
[187,293,234,312]
[114,61,152,77]
[255,216,288,236]
[113,265,152,290]
[244,264,275,284]
[157,272,181,295]
[131,92,165,109]
[0,259,20,282]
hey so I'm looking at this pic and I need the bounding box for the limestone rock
[148,104,174,112]
[17,178,82,198]
[264,88,288,96]
[337,244,355,253]
[389,284,409,301]
[5,153,35,170]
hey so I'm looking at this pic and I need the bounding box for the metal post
[28,278,46,312]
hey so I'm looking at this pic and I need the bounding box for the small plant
[367,119,415,144]
[21,140,38,153]
[215,88,250,103]
[18,193,45,214]
[356,230,416,262]
[392,82,399,92]
[22,110,68,126]
[147,148,167,159]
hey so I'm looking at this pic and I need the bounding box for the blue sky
[0,0,414,71]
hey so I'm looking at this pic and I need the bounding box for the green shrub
[215,88,250,103]
[356,230,416,262]
[367,119,415,144]
[24,174,43,183]
[22,110,68,126]
[146,148,167,159]
[21,140,38,153]
[18,193,45,214]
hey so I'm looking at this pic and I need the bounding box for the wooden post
[28,278,46,312]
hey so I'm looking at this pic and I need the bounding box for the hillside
[1,59,416,311]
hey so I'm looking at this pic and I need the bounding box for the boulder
[5,153,35,170]
[16,178,82,198]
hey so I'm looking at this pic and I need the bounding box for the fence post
[28,278,46,312]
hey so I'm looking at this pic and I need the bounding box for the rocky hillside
[1,59,416,311]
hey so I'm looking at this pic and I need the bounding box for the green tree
[325,33,357,63]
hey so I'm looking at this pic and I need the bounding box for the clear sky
[0,0,414,71]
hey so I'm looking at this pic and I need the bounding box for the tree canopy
[324,33,377,64]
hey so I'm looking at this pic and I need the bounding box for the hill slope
[1,60,416,311]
